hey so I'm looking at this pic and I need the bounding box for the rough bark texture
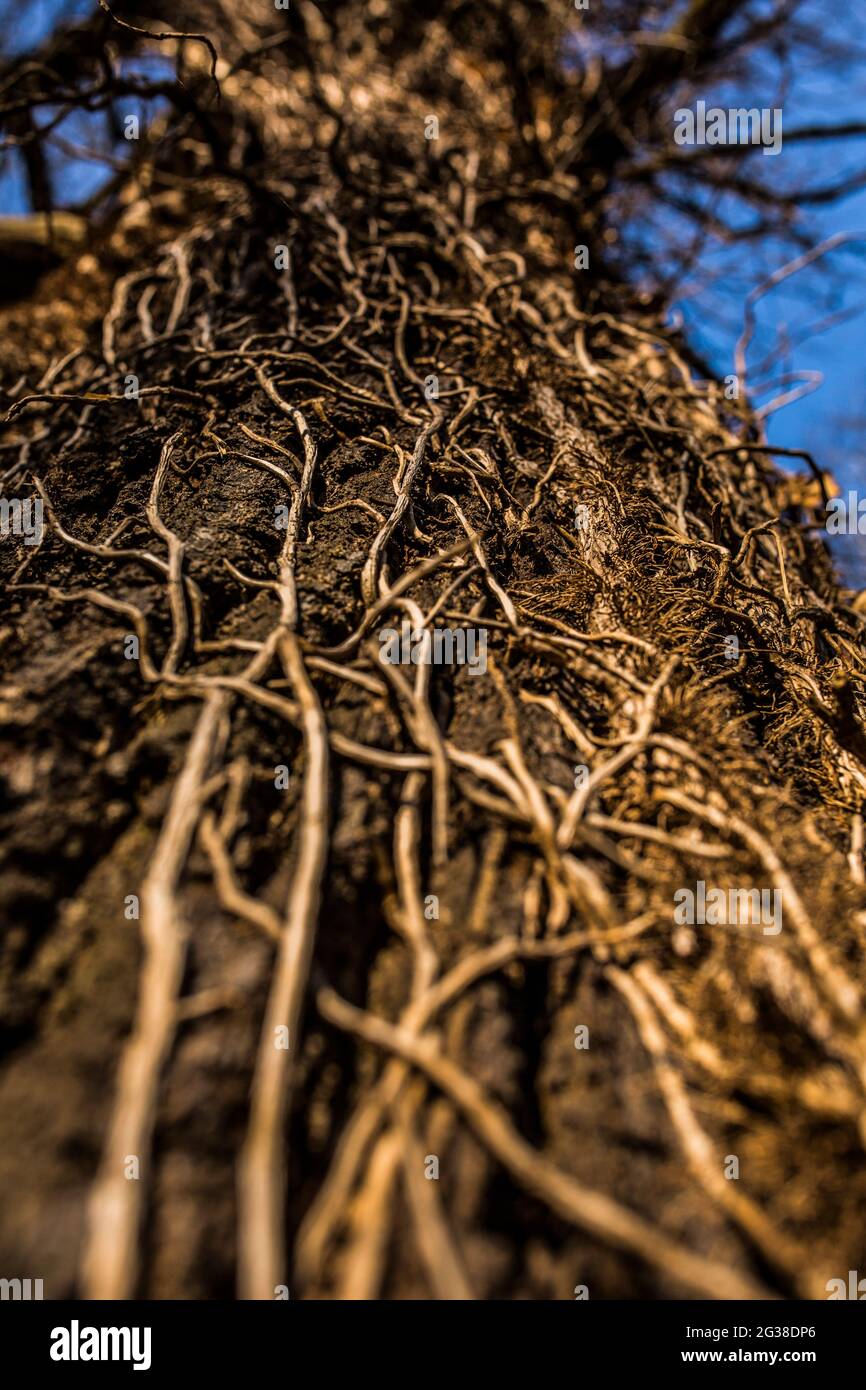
[2,0,866,1300]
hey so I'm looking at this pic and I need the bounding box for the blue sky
[0,0,171,209]
[653,9,866,584]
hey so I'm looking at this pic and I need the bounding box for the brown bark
[1,0,865,1301]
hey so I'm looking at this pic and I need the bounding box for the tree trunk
[1,0,865,1301]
